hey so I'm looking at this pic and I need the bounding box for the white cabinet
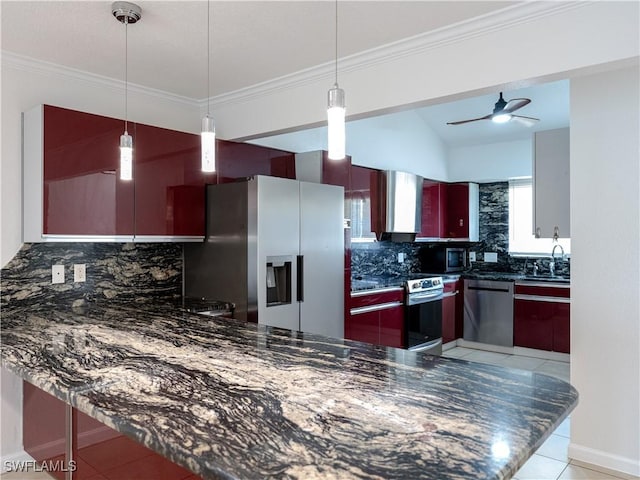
[533,127,570,238]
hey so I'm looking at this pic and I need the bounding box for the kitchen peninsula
[1,300,577,479]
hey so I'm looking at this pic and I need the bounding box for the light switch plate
[52,264,65,284]
[398,252,405,263]
[74,264,86,283]
[469,251,476,262]
[484,252,498,263]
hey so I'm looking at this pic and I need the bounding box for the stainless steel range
[405,276,445,355]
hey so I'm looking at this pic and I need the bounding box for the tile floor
[1,347,628,480]
[442,346,627,480]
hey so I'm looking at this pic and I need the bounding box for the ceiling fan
[447,92,539,127]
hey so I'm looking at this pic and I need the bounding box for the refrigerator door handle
[296,255,304,302]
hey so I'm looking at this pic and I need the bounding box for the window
[509,179,571,255]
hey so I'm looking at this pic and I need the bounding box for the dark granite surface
[1,301,578,480]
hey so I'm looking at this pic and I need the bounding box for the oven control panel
[406,277,444,294]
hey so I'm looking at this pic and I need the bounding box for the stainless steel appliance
[374,170,423,242]
[184,175,344,338]
[463,279,514,347]
[419,246,467,273]
[404,276,445,354]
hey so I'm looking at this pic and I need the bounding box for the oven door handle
[442,291,458,298]
[406,291,444,305]
[408,338,443,353]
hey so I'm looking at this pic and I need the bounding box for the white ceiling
[1,1,569,151]
[1,1,516,100]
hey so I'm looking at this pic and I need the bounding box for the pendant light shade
[119,132,133,181]
[201,0,216,172]
[112,1,141,181]
[327,85,345,160]
[327,0,345,160]
[201,115,216,172]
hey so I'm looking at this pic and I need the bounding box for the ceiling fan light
[492,113,512,124]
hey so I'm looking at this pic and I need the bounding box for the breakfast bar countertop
[1,302,578,480]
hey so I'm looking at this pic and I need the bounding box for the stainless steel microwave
[419,247,467,273]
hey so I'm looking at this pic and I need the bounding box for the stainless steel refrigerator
[184,175,344,338]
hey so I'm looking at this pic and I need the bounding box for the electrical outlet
[52,265,65,284]
[469,251,476,262]
[74,264,86,283]
[484,252,498,263]
[398,252,405,263]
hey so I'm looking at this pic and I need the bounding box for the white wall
[447,139,532,183]
[214,2,639,142]
[569,66,639,476]
[0,57,200,464]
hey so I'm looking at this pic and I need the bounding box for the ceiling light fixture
[112,1,141,181]
[327,0,345,160]
[201,0,216,173]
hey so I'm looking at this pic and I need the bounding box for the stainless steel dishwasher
[463,279,514,347]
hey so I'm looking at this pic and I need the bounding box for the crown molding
[207,1,588,109]
[2,1,587,112]
[1,51,199,108]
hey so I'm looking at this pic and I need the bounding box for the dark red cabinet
[27,105,297,241]
[418,180,447,238]
[135,123,215,237]
[348,287,405,348]
[513,283,570,353]
[42,105,134,236]
[23,381,201,480]
[217,140,294,184]
[442,280,462,344]
[446,183,471,238]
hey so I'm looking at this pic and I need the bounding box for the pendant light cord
[334,0,338,86]
[124,17,129,133]
[207,0,211,116]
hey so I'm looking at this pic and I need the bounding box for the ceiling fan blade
[511,115,539,126]
[447,114,492,125]
[503,98,531,113]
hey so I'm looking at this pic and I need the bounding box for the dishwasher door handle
[467,286,511,293]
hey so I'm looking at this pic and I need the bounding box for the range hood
[374,170,423,242]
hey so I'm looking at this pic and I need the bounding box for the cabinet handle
[514,294,570,304]
[350,302,403,315]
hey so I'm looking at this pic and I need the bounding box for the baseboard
[453,339,570,363]
[569,443,640,479]
[1,450,36,473]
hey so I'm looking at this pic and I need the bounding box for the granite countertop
[463,272,570,284]
[1,302,577,480]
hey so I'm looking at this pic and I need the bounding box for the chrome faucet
[550,244,565,277]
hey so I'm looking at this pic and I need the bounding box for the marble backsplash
[1,243,182,312]
[351,242,421,278]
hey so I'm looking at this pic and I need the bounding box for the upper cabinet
[134,123,216,239]
[533,127,570,238]
[417,180,479,241]
[446,182,479,240]
[349,165,378,241]
[25,105,135,241]
[23,105,294,242]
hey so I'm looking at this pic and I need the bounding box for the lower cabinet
[23,382,202,480]
[348,287,405,348]
[442,280,462,344]
[513,282,570,353]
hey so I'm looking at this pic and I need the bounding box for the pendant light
[112,2,141,181]
[201,0,216,173]
[327,0,345,161]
